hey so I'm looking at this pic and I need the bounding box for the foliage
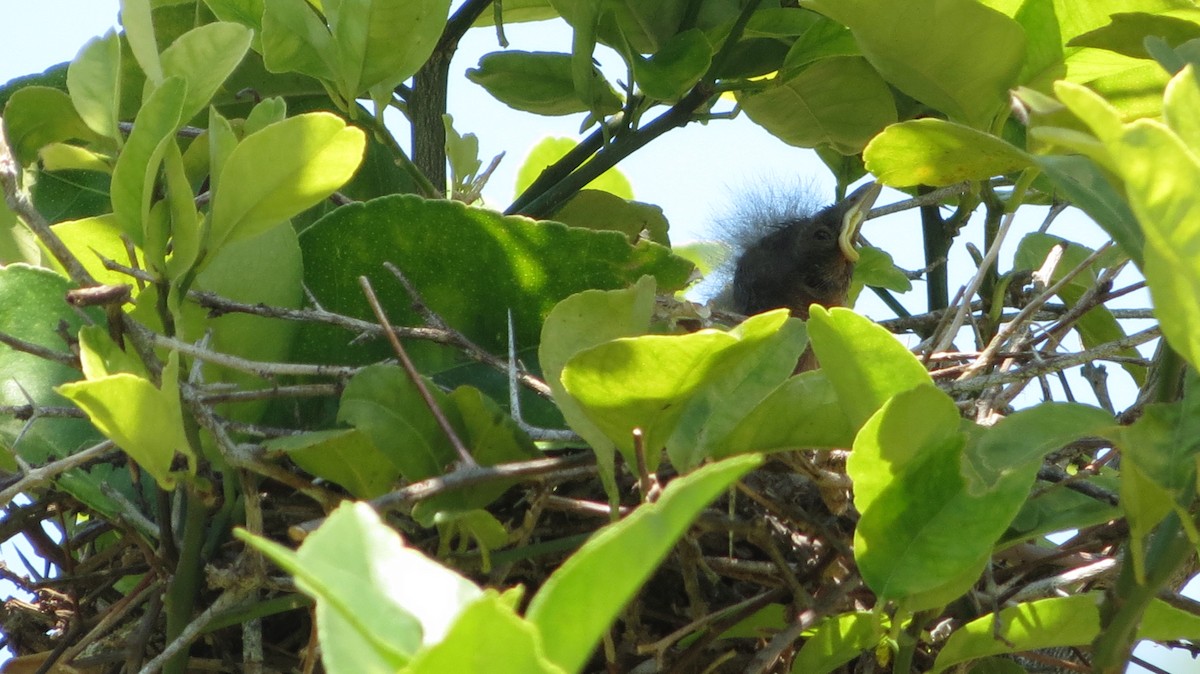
[1,0,1199,673]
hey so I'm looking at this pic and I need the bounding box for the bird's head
[730,182,881,319]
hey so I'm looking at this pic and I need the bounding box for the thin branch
[931,209,1016,354]
[141,330,363,379]
[945,326,1160,394]
[957,242,1113,381]
[358,275,475,467]
[0,441,115,506]
[289,452,596,540]
[0,330,80,369]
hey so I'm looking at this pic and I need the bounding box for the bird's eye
[813,229,831,241]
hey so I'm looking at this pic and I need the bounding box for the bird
[730,181,881,320]
[724,181,881,371]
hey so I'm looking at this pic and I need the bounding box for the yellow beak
[837,182,882,263]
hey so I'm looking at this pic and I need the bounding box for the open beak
[837,181,882,263]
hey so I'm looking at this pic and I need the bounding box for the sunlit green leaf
[791,612,882,674]
[2,87,98,166]
[806,306,930,429]
[267,428,397,498]
[160,22,253,123]
[540,277,656,488]
[261,0,336,80]
[109,76,186,243]
[961,401,1114,494]
[807,0,1025,128]
[209,112,366,248]
[932,594,1102,672]
[514,136,633,199]
[739,56,896,154]
[239,502,482,671]
[324,0,453,98]
[526,454,762,674]
[865,118,1032,187]
[120,0,164,83]
[406,593,564,674]
[67,30,123,142]
[562,311,804,471]
[713,370,854,456]
[57,353,193,489]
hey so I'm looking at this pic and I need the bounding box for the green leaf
[1069,10,1200,59]
[0,266,101,469]
[467,51,622,116]
[442,113,481,190]
[42,216,130,289]
[1165,59,1200,148]
[1035,155,1143,267]
[806,0,1025,128]
[526,454,762,674]
[338,364,460,482]
[552,190,670,245]
[160,22,254,123]
[239,502,482,671]
[338,366,537,516]
[850,385,1035,609]
[324,0,452,99]
[999,471,1121,547]
[68,30,123,142]
[962,402,1114,494]
[57,353,193,489]
[121,0,164,83]
[110,76,186,243]
[203,0,266,34]
[561,311,804,471]
[780,12,859,72]
[1139,596,1200,642]
[245,97,288,136]
[296,196,691,369]
[865,118,1033,187]
[2,87,98,166]
[209,112,366,249]
[738,56,897,154]
[267,429,397,498]
[713,370,855,456]
[791,612,882,674]
[633,29,712,101]
[540,277,656,487]
[850,245,911,301]
[1116,375,1200,580]
[182,221,303,421]
[806,306,931,429]
[406,593,564,674]
[932,594,1102,672]
[1106,118,1200,369]
[514,136,634,199]
[261,0,337,81]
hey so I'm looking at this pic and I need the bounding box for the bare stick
[0,440,115,506]
[957,242,1113,381]
[358,275,475,467]
[290,452,596,540]
[931,209,1016,354]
